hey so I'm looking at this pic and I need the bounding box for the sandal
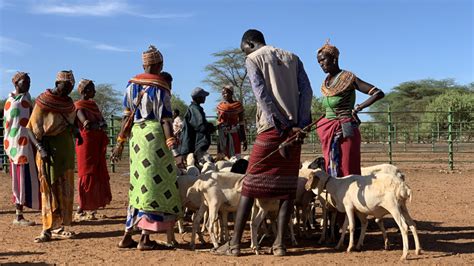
[210,241,240,257]
[34,231,52,243]
[137,240,161,251]
[51,227,76,239]
[271,244,287,256]
[13,218,35,226]
[118,239,138,249]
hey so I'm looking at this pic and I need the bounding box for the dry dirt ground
[0,163,473,265]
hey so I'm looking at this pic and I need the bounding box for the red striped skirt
[242,128,301,199]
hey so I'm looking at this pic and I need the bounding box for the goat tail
[396,182,412,203]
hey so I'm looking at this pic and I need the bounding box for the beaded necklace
[325,70,344,89]
[320,70,356,97]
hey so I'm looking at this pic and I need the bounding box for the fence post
[387,106,393,164]
[404,131,408,152]
[372,126,376,143]
[431,128,435,152]
[416,122,420,144]
[437,122,440,141]
[448,107,454,170]
[110,117,116,173]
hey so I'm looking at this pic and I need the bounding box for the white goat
[307,169,421,260]
[186,172,244,249]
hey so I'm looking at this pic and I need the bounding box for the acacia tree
[203,48,255,122]
[368,79,471,128]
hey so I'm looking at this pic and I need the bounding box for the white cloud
[31,0,128,16]
[0,36,30,55]
[47,34,132,52]
[94,44,131,52]
[129,12,194,19]
[30,0,194,19]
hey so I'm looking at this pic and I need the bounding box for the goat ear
[305,171,320,190]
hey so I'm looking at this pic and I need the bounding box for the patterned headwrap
[222,85,234,93]
[317,39,340,59]
[11,72,28,85]
[142,45,163,66]
[56,70,75,86]
[77,79,93,94]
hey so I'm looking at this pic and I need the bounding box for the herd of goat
[168,155,421,261]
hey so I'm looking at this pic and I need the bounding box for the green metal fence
[1,108,473,173]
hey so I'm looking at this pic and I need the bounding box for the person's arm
[296,58,313,129]
[161,91,184,168]
[353,77,385,113]
[246,58,290,131]
[238,109,247,151]
[26,107,48,162]
[76,109,91,131]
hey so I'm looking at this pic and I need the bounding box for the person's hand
[352,104,362,115]
[36,144,50,164]
[77,134,84,146]
[242,140,248,151]
[289,127,306,145]
[174,155,185,169]
[111,142,124,163]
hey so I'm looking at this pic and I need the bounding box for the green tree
[311,96,325,118]
[171,94,188,117]
[421,90,474,140]
[70,83,122,117]
[369,79,471,129]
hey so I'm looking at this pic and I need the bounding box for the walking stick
[247,115,328,173]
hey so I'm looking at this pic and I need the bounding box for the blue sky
[0,0,472,115]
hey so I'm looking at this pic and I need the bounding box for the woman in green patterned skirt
[111,45,183,250]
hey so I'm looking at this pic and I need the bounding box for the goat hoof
[252,247,261,255]
[416,249,422,255]
[346,247,353,253]
[190,245,195,251]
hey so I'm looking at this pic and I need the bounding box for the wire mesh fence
[1,108,473,173]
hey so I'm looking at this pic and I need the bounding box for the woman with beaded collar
[316,40,385,178]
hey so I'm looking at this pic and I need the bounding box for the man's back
[246,45,302,132]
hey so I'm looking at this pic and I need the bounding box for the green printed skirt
[129,121,182,216]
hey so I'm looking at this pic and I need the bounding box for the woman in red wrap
[74,79,112,220]
[316,40,384,177]
[216,85,247,161]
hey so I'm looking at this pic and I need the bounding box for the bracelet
[368,86,378,95]
[83,120,91,127]
[35,143,42,149]
[171,149,179,157]
[117,136,127,143]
